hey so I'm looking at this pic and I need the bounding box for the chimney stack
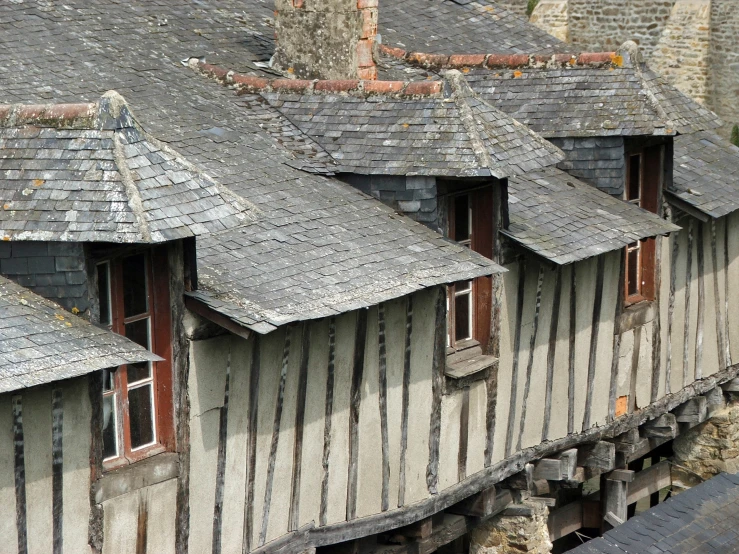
[273,0,378,80]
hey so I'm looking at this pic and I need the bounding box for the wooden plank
[577,442,615,472]
[51,388,63,554]
[696,222,705,379]
[427,290,446,495]
[568,265,577,434]
[347,310,369,521]
[607,470,635,483]
[642,413,678,439]
[542,267,562,443]
[582,256,606,431]
[505,258,528,457]
[398,297,413,508]
[517,265,545,452]
[378,304,390,513]
[243,337,261,553]
[319,318,337,527]
[289,325,311,530]
[548,500,582,541]
[603,478,627,531]
[626,460,671,505]
[13,395,27,554]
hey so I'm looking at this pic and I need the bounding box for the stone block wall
[549,136,626,196]
[0,241,89,314]
[470,501,552,554]
[709,1,739,137]
[530,0,569,43]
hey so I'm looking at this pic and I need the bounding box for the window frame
[97,246,174,469]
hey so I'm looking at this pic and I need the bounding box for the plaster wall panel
[728,212,739,364]
[658,234,672,399]
[101,488,139,554]
[573,257,598,431]
[671,227,689,393]
[636,323,654,410]
[617,330,635,400]
[466,380,487,476]
[548,264,573,440]
[438,390,462,491]
[701,220,720,378]
[0,394,18,554]
[145,478,177,554]
[686,223,700,387]
[23,387,52,554]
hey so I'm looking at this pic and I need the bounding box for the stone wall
[493,0,529,17]
[549,137,625,196]
[470,501,552,554]
[708,1,739,137]
[529,0,569,43]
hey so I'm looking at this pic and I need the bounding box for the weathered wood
[517,265,545,452]
[87,372,104,554]
[722,377,739,392]
[724,220,733,366]
[212,348,231,554]
[651,232,663,404]
[290,325,311,530]
[531,497,557,507]
[486,272,503,467]
[683,220,694,387]
[548,500,582,541]
[378,305,390,513]
[427,291,446,495]
[447,487,511,518]
[568,265,577,434]
[696,222,705,379]
[583,256,606,430]
[705,386,726,416]
[712,221,727,371]
[319,318,337,526]
[398,297,413,508]
[642,413,678,439]
[603,478,627,531]
[666,231,679,395]
[608,251,626,422]
[673,396,708,424]
[458,388,470,482]
[12,395,27,554]
[607,470,635,483]
[625,459,671,505]
[259,328,292,547]
[136,494,148,554]
[347,310,369,521]
[51,388,63,554]
[542,267,563,442]
[504,463,534,492]
[628,326,641,414]
[185,295,252,342]
[533,449,577,481]
[577,442,615,472]
[506,258,527,457]
[243,336,261,553]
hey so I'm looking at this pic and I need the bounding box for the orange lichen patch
[611,54,624,68]
[33,179,44,187]
[2,204,9,210]
[615,395,629,417]
[513,70,523,78]
[71,307,80,315]
[2,236,10,241]
[55,313,66,321]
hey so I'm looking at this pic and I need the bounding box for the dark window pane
[129,385,155,449]
[454,195,470,242]
[455,292,471,342]
[102,368,115,392]
[97,263,111,326]
[628,155,641,202]
[627,246,639,297]
[125,319,151,382]
[456,280,472,293]
[123,254,148,318]
[102,394,118,459]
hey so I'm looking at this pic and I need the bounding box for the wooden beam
[504,463,534,491]
[447,487,513,519]
[603,479,627,531]
[722,377,739,393]
[606,470,635,483]
[184,296,252,341]
[705,386,726,417]
[642,413,678,440]
[626,460,671,505]
[577,442,616,473]
[673,396,708,425]
[548,500,582,541]
[533,449,578,481]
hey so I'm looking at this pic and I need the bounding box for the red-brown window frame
[446,186,493,350]
[624,146,662,306]
[99,246,174,469]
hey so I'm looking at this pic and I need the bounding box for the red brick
[379,44,406,59]
[448,54,486,68]
[356,38,375,68]
[358,66,378,80]
[200,62,229,81]
[232,73,270,90]
[0,105,10,122]
[577,52,616,65]
[315,80,360,92]
[44,103,96,122]
[362,80,405,94]
[408,52,449,68]
[403,81,442,96]
[554,53,575,65]
[271,79,313,92]
[360,8,378,39]
[357,0,378,7]
[486,53,530,68]
[292,0,304,7]
[532,55,550,64]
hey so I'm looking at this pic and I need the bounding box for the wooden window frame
[446,186,493,350]
[624,147,662,306]
[98,246,174,469]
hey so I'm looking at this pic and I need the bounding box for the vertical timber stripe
[696,222,705,379]
[517,265,544,452]
[242,336,260,553]
[651,237,663,404]
[427,289,446,495]
[608,250,625,422]
[52,388,63,554]
[582,256,606,431]
[568,265,577,435]
[289,325,310,531]
[542,267,563,441]
[259,327,291,547]
[212,345,231,554]
[347,309,368,520]
[725,221,732,366]
[666,231,679,395]
[398,296,413,508]
[486,273,503,468]
[629,327,642,413]
[458,387,470,482]
[377,304,391,512]
[505,257,527,457]
[319,318,337,527]
[712,221,727,370]
[136,493,148,554]
[12,395,27,554]
[683,220,694,387]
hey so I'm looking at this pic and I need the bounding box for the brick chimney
[273,0,378,80]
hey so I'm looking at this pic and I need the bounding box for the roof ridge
[379,43,624,70]
[188,58,444,97]
[0,102,98,129]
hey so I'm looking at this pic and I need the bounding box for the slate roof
[0,0,504,330]
[570,472,739,554]
[260,71,564,178]
[506,167,680,264]
[0,94,250,243]
[378,0,566,55]
[670,132,739,219]
[0,276,160,393]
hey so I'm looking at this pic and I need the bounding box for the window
[445,187,493,349]
[624,147,662,305]
[97,247,173,466]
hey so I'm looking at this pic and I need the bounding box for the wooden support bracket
[625,459,671,505]
[705,387,727,416]
[642,413,678,440]
[577,441,616,476]
[447,487,512,519]
[721,377,739,393]
[673,396,708,425]
[606,469,635,483]
[603,479,627,532]
[533,449,578,481]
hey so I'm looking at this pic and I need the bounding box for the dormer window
[97,247,174,467]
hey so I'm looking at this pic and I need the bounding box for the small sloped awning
[505,167,680,265]
[669,131,739,219]
[0,276,161,393]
